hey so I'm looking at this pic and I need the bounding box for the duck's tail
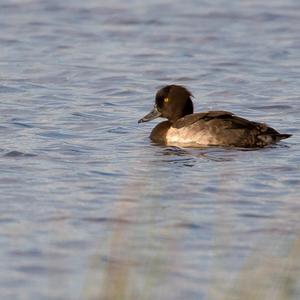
[257,133,292,147]
[257,123,292,143]
[272,134,292,142]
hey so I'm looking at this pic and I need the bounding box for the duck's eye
[164,97,169,103]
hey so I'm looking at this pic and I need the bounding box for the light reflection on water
[0,0,300,299]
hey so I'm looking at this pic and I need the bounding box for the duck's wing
[173,111,236,129]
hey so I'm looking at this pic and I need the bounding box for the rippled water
[1,0,300,299]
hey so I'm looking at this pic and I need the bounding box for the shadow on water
[155,142,291,165]
[160,146,233,164]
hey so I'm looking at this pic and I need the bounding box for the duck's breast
[166,123,218,146]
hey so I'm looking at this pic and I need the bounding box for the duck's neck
[169,97,194,123]
[182,97,193,116]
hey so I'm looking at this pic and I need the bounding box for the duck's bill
[138,105,161,123]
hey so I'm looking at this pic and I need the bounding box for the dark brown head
[138,85,194,124]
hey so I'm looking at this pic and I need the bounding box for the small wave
[12,121,34,128]
[249,104,293,110]
[4,151,37,157]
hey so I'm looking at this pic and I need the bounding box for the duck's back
[151,111,291,148]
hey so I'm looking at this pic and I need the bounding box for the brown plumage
[138,85,292,148]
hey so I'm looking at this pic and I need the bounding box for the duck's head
[138,85,193,124]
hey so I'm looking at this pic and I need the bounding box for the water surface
[0,0,300,299]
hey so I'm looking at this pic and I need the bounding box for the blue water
[0,1,300,299]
